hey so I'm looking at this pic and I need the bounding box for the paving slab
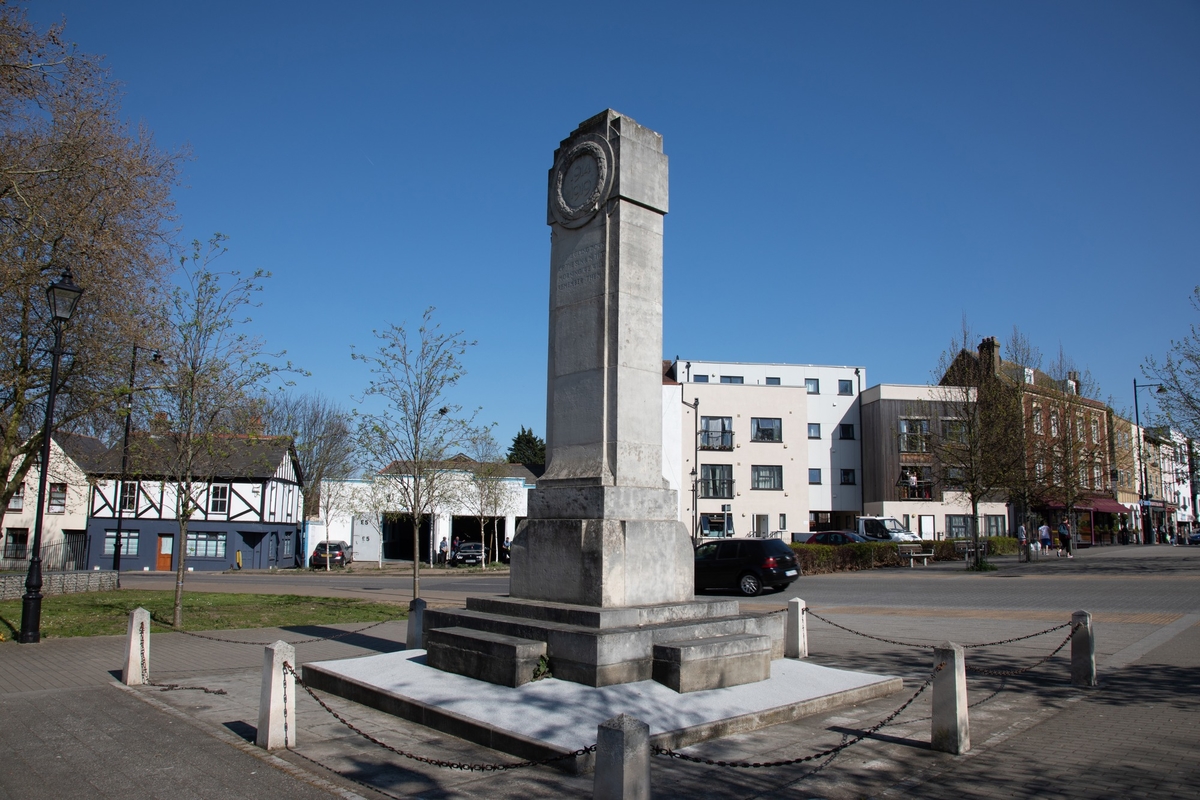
[304,648,902,766]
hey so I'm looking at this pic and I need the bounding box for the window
[807,423,821,439]
[805,378,819,395]
[1049,411,1059,437]
[985,516,1007,537]
[186,532,227,559]
[751,465,783,490]
[103,530,139,556]
[7,483,23,511]
[1076,413,1085,442]
[1032,404,1043,435]
[1035,458,1046,481]
[699,416,734,450]
[900,467,933,499]
[751,417,782,442]
[1024,367,1034,384]
[699,464,734,498]
[699,513,731,537]
[282,534,293,557]
[1093,462,1103,489]
[838,379,853,396]
[209,484,229,514]
[808,468,822,484]
[693,374,708,383]
[1091,417,1099,444]
[839,424,855,440]
[942,419,967,444]
[898,419,929,453]
[779,513,786,530]
[946,515,969,538]
[840,469,856,485]
[119,481,138,513]
[944,466,965,489]
[4,528,28,559]
[47,483,66,514]
[720,375,743,384]
[765,377,780,386]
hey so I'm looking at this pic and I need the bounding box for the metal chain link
[138,618,227,695]
[281,663,596,771]
[805,609,1070,650]
[651,662,945,769]
[282,657,289,747]
[964,624,1080,677]
[151,616,397,647]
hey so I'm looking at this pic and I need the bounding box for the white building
[666,359,865,535]
[314,456,537,564]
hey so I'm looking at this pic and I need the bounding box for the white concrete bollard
[406,597,426,650]
[256,640,296,750]
[1071,610,1097,687]
[594,714,650,800]
[122,607,151,686]
[785,597,808,659]
[931,641,970,754]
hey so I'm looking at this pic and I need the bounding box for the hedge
[791,536,1021,572]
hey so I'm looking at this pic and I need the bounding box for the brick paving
[0,543,1196,799]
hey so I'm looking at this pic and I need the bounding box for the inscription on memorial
[562,153,599,208]
[557,240,604,294]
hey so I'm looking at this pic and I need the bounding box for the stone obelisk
[510,110,694,607]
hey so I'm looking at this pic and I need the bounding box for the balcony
[699,478,735,499]
[899,481,934,500]
[698,430,734,451]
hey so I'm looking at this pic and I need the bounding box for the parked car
[1188,531,1200,546]
[451,541,486,567]
[310,540,352,568]
[694,538,800,597]
[803,531,869,545]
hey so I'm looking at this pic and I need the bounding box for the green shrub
[789,542,900,574]
[988,536,1018,555]
[933,540,961,561]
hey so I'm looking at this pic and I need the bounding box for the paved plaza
[1,544,1197,798]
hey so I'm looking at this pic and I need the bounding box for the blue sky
[30,1,1200,443]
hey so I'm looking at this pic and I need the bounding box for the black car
[694,538,800,596]
[310,540,352,568]
[451,542,485,567]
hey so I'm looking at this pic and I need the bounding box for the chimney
[978,337,1001,376]
[151,412,170,435]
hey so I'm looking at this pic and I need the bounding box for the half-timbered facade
[84,436,304,572]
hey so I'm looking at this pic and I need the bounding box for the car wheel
[738,573,762,597]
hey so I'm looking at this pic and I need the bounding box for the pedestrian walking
[1017,524,1028,562]
[1039,522,1052,554]
[438,537,448,565]
[1058,518,1073,558]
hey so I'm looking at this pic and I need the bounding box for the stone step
[465,596,744,629]
[653,633,772,693]
[426,627,547,688]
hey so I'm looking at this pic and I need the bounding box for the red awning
[1091,498,1130,515]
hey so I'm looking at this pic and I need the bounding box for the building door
[919,515,936,540]
[754,514,768,536]
[156,534,173,571]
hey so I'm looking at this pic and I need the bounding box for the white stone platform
[303,650,902,773]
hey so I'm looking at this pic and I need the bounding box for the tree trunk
[411,511,421,599]
[173,516,188,628]
[971,497,982,570]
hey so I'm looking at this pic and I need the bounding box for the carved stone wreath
[551,136,613,229]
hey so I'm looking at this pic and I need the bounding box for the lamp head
[46,268,83,322]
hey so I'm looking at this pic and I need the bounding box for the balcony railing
[698,430,734,451]
[899,482,934,500]
[699,478,735,499]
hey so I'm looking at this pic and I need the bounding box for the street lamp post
[20,269,83,644]
[682,395,700,543]
[1133,379,1165,547]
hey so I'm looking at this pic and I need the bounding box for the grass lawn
[0,590,405,641]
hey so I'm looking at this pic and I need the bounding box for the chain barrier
[964,624,1080,677]
[149,616,397,647]
[137,620,227,695]
[805,609,1071,651]
[281,662,596,771]
[651,662,944,769]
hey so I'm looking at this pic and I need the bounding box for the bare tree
[147,237,299,626]
[934,326,1026,569]
[461,426,515,564]
[1145,286,1200,439]
[0,4,183,526]
[257,392,357,520]
[353,307,475,600]
[1038,345,1106,540]
[316,477,355,572]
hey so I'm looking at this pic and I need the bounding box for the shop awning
[1091,498,1130,515]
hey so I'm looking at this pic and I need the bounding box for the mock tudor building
[85,435,304,572]
[665,359,863,535]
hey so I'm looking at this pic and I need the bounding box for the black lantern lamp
[19,268,83,643]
